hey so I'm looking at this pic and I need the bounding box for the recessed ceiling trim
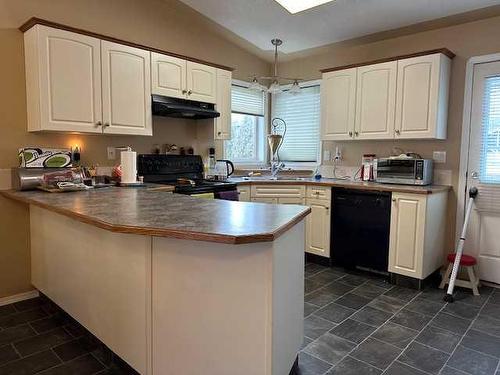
[273,0,335,14]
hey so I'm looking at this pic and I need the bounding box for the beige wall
[0,0,269,298]
[279,15,500,257]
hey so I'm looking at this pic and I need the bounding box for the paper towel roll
[121,148,137,184]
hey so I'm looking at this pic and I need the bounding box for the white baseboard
[0,290,39,306]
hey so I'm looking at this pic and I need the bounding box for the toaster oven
[375,158,433,185]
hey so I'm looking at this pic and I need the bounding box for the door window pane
[480,76,500,183]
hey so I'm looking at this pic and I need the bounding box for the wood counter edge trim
[19,17,235,72]
[320,48,455,73]
[0,190,310,245]
[235,180,451,194]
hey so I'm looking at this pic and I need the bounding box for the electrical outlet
[107,147,116,160]
[323,150,331,162]
[433,151,446,164]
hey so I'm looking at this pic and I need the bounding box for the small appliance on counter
[375,156,433,185]
[360,154,376,181]
[137,154,238,200]
[19,147,72,168]
[214,160,235,181]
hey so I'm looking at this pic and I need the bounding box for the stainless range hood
[152,95,220,120]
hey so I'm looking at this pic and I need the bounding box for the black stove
[137,154,237,196]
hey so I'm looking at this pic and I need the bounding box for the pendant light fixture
[249,39,302,94]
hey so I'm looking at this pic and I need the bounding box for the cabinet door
[101,41,152,136]
[389,193,426,278]
[321,69,357,140]
[27,25,102,133]
[278,197,304,204]
[237,186,250,202]
[186,61,217,104]
[214,69,232,140]
[355,61,397,139]
[251,197,279,204]
[305,199,331,257]
[395,54,448,139]
[151,52,187,99]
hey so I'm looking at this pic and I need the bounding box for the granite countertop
[1,188,310,244]
[230,177,451,195]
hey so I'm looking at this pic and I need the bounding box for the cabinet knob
[349,131,353,137]
[395,129,401,135]
[354,131,359,137]
[187,90,192,95]
[95,121,102,127]
[182,90,187,94]
[392,198,397,203]
[217,131,222,136]
[103,122,110,128]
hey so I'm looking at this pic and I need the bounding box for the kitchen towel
[191,193,215,199]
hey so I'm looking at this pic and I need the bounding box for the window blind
[272,85,320,162]
[480,76,500,184]
[231,85,265,116]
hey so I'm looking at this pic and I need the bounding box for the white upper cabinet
[186,61,217,104]
[321,68,357,141]
[151,53,187,99]
[214,69,232,140]
[355,61,397,139]
[101,41,152,136]
[320,51,451,141]
[395,53,450,139]
[24,25,103,133]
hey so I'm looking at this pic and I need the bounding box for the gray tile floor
[300,262,500,375]
[1,264,499,375]
[0,296,137,374]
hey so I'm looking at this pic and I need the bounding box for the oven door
[376,159,416,184]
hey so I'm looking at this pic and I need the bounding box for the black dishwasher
[331,188,391,273]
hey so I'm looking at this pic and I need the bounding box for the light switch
[323,150,331,162]
[433,151,446,164]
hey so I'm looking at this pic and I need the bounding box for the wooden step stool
[439,253,481,296]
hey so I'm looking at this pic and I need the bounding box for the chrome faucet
[270,161,285,178]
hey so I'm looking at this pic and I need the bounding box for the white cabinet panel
[186,61,216,103]
[278,197,305,204]
[251,185,306,199]
[321,68,357,140]
[215,69,232,140]
[251,197,279,204]
[237,186,250,202]
[101,41,152,136]
[25,25,102,133]
[151,53,186,99]
[389,193,426,278]
[395,53,450,139]
[305,198,331,258]
[355,61,397,139]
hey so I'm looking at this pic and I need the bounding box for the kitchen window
[271,82,321,163]
[224,83,266,164]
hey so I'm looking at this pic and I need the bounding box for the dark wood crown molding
[320,48,455,73]
[19,17,234,72]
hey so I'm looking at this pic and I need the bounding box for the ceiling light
[248,39,302,94]
[274,0,335,14]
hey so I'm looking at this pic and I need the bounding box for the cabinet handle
[348,131,353,137]
[354,131,359,137]
[95,121,102,127]
[182,90,187,94]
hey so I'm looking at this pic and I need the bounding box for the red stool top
[447,253,477,266]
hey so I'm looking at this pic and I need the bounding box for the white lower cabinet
[305,198,331,258]
[389,192,447,279]
[237,186,251,202]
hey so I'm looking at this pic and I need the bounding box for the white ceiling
[179,0,500,54]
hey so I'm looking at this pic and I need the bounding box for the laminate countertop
[231,177,451,195]
[1,188,310,244]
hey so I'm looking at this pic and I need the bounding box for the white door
[321,68,357,140]
[465,60,500,284]
[395,54,444,139]
[186,61,217,103]
[355,61,397,139]
[214,69,232,140]
[388,193,426,278]
[151,53,187,99]
[34,26,102,133]
[305,199,331,257]
[101,41,152,136]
